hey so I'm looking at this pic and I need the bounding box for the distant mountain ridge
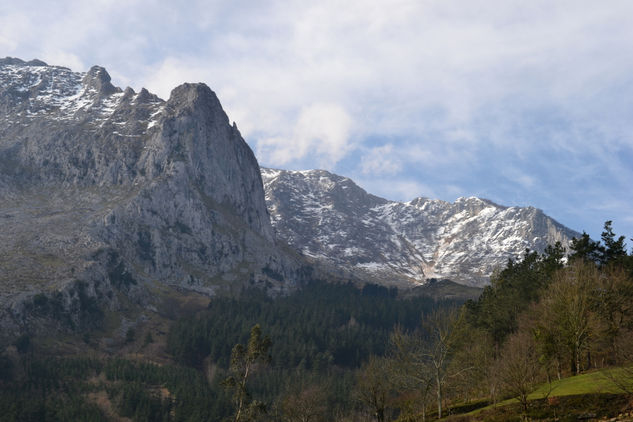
[261,168,579,287]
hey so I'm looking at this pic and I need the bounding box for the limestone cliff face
[0,58,300,335]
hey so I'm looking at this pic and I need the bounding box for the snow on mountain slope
[262,168,579,287]
[0,58,163,131]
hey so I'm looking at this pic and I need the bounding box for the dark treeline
[165,280,463,420]
[467,221,632,349]
[167,281,449,370]
[0,356,107,422]
[0,354,233,421]
[466,221,633,363]
[0,280,463,421]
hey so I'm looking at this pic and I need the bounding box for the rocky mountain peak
[263,168,388,211]
[136,87,157,104]
[165,83,229,128]
[83,65,119,96]
[452,196,502,215]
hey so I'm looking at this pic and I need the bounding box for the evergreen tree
[569,232,604,264]
[601,220,628,266]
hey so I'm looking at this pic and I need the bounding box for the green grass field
[531,367,633,398]
[462,366,633,417]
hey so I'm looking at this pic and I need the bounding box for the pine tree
[569,232,604,264]
[601,220,628,265]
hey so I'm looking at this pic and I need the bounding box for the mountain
[261,168,579,287]
[0,58,305,337]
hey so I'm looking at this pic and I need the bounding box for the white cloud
[0,10,25,52]
[355,176,440,202]
[257,103,353,167]
[4,0,633,237]
[39,51,85,72]
[360,144,402,175]
[502,168,537,190]
[8,0,630,158]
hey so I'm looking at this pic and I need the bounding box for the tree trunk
[575,341,582,375]
[436,369,442,419]
[586,349,592,370]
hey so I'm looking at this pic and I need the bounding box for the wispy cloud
[355,176,442,203]
[360,144,402,175]
[3,0,633,238]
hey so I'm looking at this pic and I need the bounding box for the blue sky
[2,0,632,242]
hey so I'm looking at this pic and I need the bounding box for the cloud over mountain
[3,0,633,238]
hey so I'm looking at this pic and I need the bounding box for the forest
[0,221,632,421]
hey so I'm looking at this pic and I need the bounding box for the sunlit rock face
[0,58,302,335]
[262,168,579,287]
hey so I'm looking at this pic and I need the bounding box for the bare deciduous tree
[389,308,462,420]
[422,308,463,419]
[594,265,633,365]
[389,328,435,421]
[355,355,393,422]
[281,384,327,422]
[498,330,543,418]
[602,328,633,396]
[538,261,596,375]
